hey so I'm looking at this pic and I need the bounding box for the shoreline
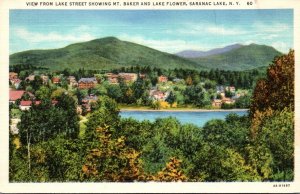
[120,108,249,112]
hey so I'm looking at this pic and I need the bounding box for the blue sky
[10,9,293,54]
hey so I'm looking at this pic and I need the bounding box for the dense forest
[9,50,294,182]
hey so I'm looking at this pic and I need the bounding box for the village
[9,70,249,113]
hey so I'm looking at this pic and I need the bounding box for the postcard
[0,0,299,193]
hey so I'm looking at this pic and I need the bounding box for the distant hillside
[175,44,242,58]
[10,37,203,71]
[191,44,282,71]
[10,38,282,72]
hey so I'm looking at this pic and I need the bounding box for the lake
[120,110,248,127]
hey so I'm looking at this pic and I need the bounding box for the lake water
[120,110,248,127]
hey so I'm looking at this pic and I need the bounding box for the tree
[18,95,80,176]
[166,91,176,105]
[82,126,144,181]
[31,76,43,91]
[106,84,123,103]
[85,96,120,140]
[184,84,210,107]
[225,89,234,98]
[235,95,251,108]
[149,157,187,182]
[249,108,294,180]
[35,86,51,100]
[51,88,67,99]
[190,144,260,181]
[250,50,294,116]
[56,93,80,139]
[132,76,146,101]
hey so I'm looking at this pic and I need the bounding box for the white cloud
[118,34,210,53]
[14,27,96,43]
[252,22,291,33]
[271,41,290,53]
[206,26,247,35]
[168,24,247,36]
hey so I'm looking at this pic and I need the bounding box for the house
[118,73,138,83]
[222,98,235,104]
[226,86,236,93]
[211,99,222,108]
[10,78,22,89]
[149,90,169,101]
[19,100,57,111]
[158,75,168,83]
[9,90,35,103]
[67,76,78,87]
[139,74,146,79]
[25,74,35,82]
[106,73,119,84]
[40,74,49,85]
[9,72,18,80]
[19,100,41,111]
[9,90,25,103]
[78,77,97,89]
[10,90,25,103]
[82,94,98,105]
[52,77,61,84]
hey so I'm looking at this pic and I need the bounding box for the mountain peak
[10,36,199,71]
[90,36,120,43]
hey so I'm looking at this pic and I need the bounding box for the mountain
[10,37,203,71]
[190,44,282,71]
[175,44,242,58]
[10,38,282,72]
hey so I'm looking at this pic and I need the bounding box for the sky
[9,9,293,54]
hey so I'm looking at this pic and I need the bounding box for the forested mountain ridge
[190,44,282,71]
[10,37,282,71]
[175,44,242,58]
[9,37,203,71]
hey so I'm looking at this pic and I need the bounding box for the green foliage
[191,144,260,181]
[85,96,120,140]
[249,108,294,180]
[35,86,51,100]
[184,84,210,107]
[166,91,176,104]
[106,84,123,102]
[235,95,251,108]
[19,95,79,145]
[118,118,152,151]
[221,103,235,109]
[10,108,22,119]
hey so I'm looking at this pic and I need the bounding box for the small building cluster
[212,85,245,108]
